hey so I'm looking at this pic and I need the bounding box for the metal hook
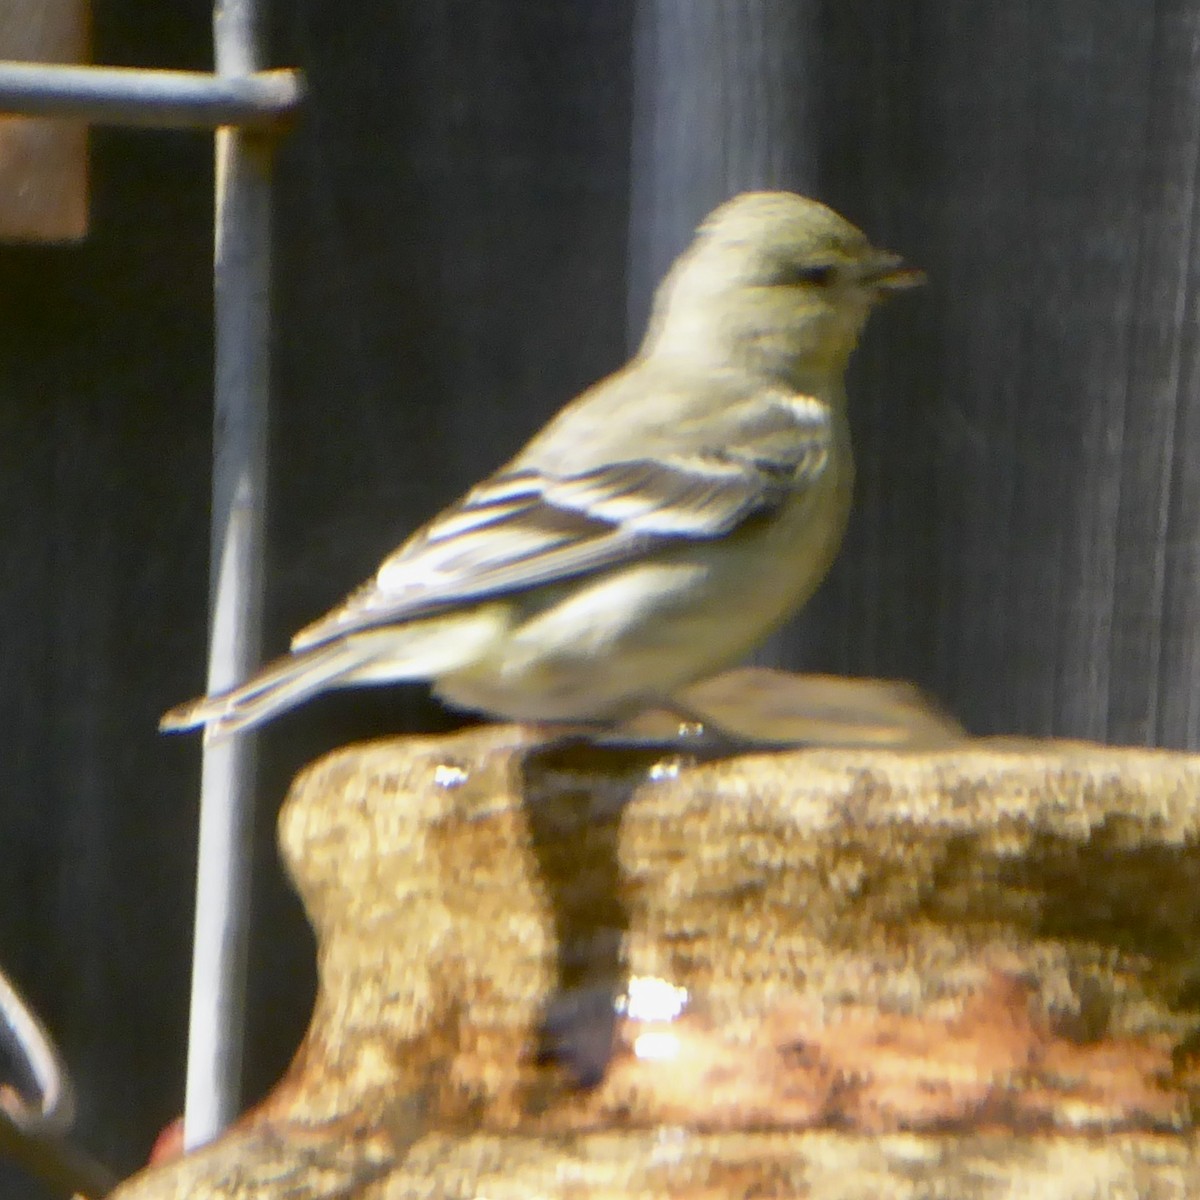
[0,965,117,1198]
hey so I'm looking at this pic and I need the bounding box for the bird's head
[642,192,922,386]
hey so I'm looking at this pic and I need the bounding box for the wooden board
[0,0,89,242]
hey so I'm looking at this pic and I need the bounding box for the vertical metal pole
[183,0,272,1150]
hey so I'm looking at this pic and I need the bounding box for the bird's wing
[292,390,832,649]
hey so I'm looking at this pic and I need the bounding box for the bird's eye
[776,263,836,288]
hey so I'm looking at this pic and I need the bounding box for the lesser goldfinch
[161,191,921,738]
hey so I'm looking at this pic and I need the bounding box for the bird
[161,191,922,740]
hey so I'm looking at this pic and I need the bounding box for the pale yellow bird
[161,192,921,739]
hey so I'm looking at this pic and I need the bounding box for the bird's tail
[159,640,371,738]
[159,608,505,739]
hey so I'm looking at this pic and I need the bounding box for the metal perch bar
[0,60,302,129]
[182,0,276,1151]
[0,0,294,1159]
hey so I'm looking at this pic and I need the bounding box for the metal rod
[0,60,302,129]
[183,0,273,1151]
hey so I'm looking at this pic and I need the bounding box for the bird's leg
[582,699,797,759]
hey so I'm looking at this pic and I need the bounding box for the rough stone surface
[112,720,1200,1198]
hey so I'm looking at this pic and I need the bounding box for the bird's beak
[862,251,926,292]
